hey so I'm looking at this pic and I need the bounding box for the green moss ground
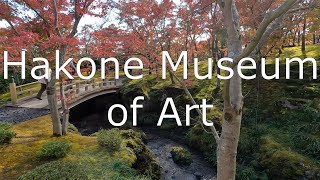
[0,115,156,179]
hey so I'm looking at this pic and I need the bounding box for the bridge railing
[9,78,121,105]
[56,78,122,105]
[9,81,40,105]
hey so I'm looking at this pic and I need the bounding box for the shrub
[238,126,266,157]
[0,122,15,144]
[0,75,9,93]
[292,133,320,160]
[97,128,122,151]
[259,136,320,179]
[38,141,71,160]
[0,122,13,130]
[121,129,161,179]
[236,165,259,180]
[170,147,192,166]
[0,129,15,144]
[186,125,217,165]
[18,161,87,180]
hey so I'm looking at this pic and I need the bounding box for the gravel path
[0,107,49,124]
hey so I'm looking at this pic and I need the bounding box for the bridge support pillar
[76,81,80,94]
[103,79,107,87]
[92,79,96,89]
[9,82,17,105]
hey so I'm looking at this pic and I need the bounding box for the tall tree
[1,0,109,136]
[302,15,307,51]
[216,0,303,178]
[117,0,177,78]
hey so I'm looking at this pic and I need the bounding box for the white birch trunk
[216,0,298,179]
[217,1,243,179]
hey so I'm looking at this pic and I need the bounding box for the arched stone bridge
[8,78,123,110]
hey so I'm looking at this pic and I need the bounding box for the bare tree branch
[287,6,319,14]
[169,70,221,144]
[4,19,19,36]
[251,15,284,56]
[21,0,50,25]
[51,0,62,37]
[234,0,299,66]
[68,0,94,38]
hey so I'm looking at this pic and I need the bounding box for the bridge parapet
[10,81,39,105]
[9,78,122,106]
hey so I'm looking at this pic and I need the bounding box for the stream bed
[70,112,216,180]
[68,95,216,180]
[72,118,217,180]
[147,134,216,180]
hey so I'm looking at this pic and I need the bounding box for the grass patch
[0,115,146,179]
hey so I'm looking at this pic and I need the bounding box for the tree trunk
[313,33,316,44]
[216,56,221,90]
[217,106,242,179]
[298,30,301,46]
[302,17,307,52]
[47,45,70,136]
[212,37,221,90]
[217,0,243,179]
[212,38,216,72]
[59,45,70,135]
[278,48,283,55]
[217,68,243,180]
[292,30,296,46]
[60,80,69,135]
[47,73,62,136]
[216,0,297,178]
